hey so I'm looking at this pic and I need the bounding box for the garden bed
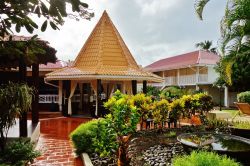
[86,128,196,166]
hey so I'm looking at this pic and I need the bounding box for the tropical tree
[0,0,93,36]
[0,35,57,136]
[0,82,33,151]
[195,0,250,89]
[195,40,217,53]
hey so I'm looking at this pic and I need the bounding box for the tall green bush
[173,151,239,166]
[70,119,99,155]
[237,91,250,104]
[70,118,117,156]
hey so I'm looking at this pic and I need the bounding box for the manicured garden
[70,88,250,166]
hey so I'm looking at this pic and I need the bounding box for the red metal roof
[39,60,67,70]
[145,50,220,72]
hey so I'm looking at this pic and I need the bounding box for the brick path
[31,117,91,166]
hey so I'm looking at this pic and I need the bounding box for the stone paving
[31,117,92,166]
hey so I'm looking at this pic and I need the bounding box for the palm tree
[195,40,217,53]
[195,0,250,87]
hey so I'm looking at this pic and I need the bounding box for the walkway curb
[81,153,93,166]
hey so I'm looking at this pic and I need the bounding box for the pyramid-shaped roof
[46,11,162,82]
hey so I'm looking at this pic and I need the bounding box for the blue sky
[20,0,226,66]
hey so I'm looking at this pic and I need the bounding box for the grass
[222,109,239,117]
[173,151,240,166]
[233,121,250,129]
[164,131,176,138]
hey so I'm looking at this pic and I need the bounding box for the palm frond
[194,0,210,20]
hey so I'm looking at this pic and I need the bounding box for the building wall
[208,66,219,83]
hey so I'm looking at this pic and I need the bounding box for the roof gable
[73,10,139,72]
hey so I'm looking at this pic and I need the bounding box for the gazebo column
[32,63,39,124]
[143,80,147,94]
[132,80,137,95]
[96,79,102,116]
[58,80,63,112]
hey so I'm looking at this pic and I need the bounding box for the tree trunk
[0,131,6,152]
[118,135,130,166]
[19,57,27,137]
[32,63,39,124]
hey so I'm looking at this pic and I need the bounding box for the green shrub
[92,119,118,157]
[237,91,250,104]
[173,151,239,166]
[70,118,117,156]
[0,139,40,166]
[70,119,100,155]
[160,86,184,100]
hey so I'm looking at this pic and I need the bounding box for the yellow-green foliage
[131,93,152,120]
[152,99,170,124]
[169,99,184,120]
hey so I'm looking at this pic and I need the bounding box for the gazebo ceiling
[46,11,163,82]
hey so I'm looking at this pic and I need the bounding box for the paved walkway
[31,117,91,166]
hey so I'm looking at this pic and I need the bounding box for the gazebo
[45,11,162,116]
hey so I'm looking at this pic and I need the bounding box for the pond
[178,132,250,165]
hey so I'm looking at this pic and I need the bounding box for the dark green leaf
[15,23,21,33]
[50,21,58,30]
[41,20,48,32]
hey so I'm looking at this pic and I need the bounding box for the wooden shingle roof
[46,11,162,82]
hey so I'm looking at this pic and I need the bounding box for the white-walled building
[145,50,234,107]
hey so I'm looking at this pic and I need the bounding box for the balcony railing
[163,74,208,86]
[39,95,58,103]
[198,74,208,82]
[165,76,177,85]
[179,75,196,85]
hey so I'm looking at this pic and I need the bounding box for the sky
[20,0,226,67]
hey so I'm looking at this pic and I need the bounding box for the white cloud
[135,0,178,16]
[15,0,226,66]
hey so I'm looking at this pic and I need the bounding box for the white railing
[150,83,164,87]
[39,95,58,103]
[198,74,208,83]
[165,76,177,86]
[179,75,196,85]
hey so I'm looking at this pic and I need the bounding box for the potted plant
[235,91,250,115]
[169,99,183,127]
[151,99,170,130]
[132,93,152,130]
